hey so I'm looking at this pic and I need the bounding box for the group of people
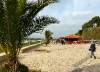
[49,38,66,45]
[53,38,66,45]
[60,39,66,45]
[50,39,58,44]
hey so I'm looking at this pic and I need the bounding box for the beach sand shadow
[73,54,90,67]
[72,64,100,72]
[72,53,100,72]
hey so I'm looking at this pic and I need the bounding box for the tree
[75,30,83,36]
[82,27,100,40]
[82,16,100,30]
[45,30,53,46]
[0,0,59,70]
[76,16,100,40]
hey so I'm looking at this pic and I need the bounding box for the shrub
[0,64,29,72]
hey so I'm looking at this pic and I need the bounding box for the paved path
[18,43,100,72]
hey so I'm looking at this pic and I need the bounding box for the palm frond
[0,0,26,61]
[20,15,59,38]
[19,0,59,36]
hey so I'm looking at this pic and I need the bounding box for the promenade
[19,43,100,72]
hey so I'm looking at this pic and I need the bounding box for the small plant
[45,30,53,46]
[0,63,29,72]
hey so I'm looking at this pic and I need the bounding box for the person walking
[90,39,96,59]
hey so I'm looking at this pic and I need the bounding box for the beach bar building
[64,34,82,42]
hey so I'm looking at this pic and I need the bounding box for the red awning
[64,34,82,38]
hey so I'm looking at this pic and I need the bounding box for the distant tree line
[75,16,100,40]
[26,38,44,40]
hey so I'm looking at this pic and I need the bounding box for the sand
[19,43,100,72]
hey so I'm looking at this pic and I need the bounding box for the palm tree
[45,30,53,46]
[0,0,59,69]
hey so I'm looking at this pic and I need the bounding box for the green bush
[0,64,29,72]
[17,64,29,72]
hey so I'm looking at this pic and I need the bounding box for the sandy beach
[19,43,100,72]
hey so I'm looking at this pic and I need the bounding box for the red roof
[64,34,82,38]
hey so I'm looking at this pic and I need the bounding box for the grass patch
[22,41,40,47]
[0,41,41,53]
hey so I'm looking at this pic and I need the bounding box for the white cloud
[61,11,94,26]
[63,11,93,19]
[73,0,100,11]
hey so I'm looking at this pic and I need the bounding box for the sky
[29,0,100,39]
